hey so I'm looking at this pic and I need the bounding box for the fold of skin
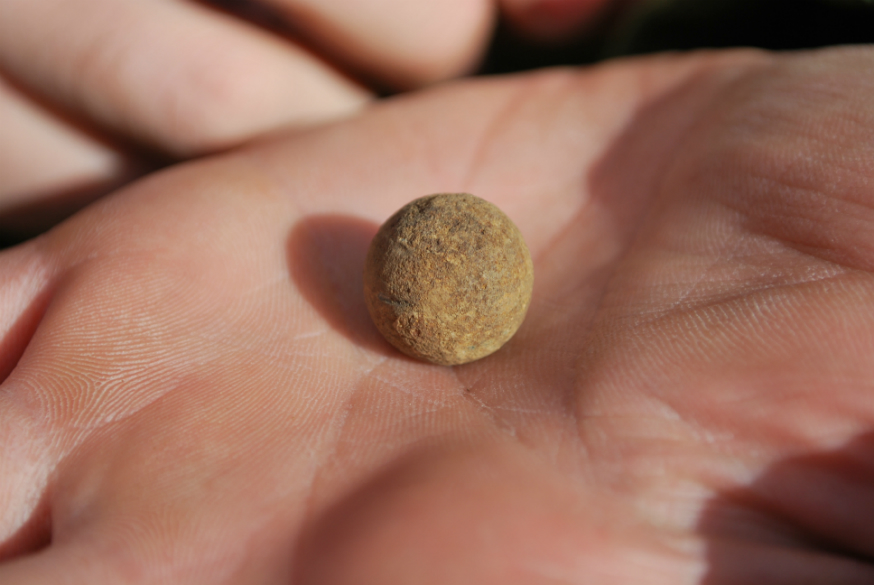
[0,46,873,583]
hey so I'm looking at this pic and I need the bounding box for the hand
[0,0,626,241]
[0,0,495,238]
[1,45,873,583]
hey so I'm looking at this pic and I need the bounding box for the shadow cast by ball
[286,214,395,356]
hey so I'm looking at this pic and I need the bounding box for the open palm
[1,46,873,584]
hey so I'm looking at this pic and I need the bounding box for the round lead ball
[363,193,534,365]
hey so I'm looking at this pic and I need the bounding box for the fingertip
[385,0,496,87]
[264,0,496,89]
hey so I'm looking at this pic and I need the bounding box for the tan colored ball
[363,193,534,366]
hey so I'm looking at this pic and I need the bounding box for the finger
[0,74,150,242]
[250,0,494,88]
[499,0,621,41]
[0,0,369,157]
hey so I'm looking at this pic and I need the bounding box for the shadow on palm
[701,432,874,584]
[287,214,386,355]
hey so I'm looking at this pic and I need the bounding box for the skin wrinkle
[184,314,334,364]
[455,368,518,439]
[455,350,587,475]
[747,190,874,270]
[569,128,706,455]
[633,255,852,327]
[743,166,849,221]
[235,273,290,298]
[453,274,582,439]
[45,358,198,445]
[652,230,751,322]
[293,355,391,561]
[374,371,453,408]
[54,356,316,533]
[571,291,868,500]
[616,281,874,459]
[676,83,874,271]
[622,292,793,374]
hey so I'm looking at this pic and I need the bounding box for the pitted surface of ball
[364,193,534,365]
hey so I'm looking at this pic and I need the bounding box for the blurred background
[481,0,874,74]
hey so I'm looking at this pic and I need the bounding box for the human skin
[0,0,630,239]
[0,0,494,238]
[1,46,874,583]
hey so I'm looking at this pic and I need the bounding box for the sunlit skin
[1,46,874,583]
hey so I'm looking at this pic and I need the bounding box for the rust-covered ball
[364,193,534,365]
